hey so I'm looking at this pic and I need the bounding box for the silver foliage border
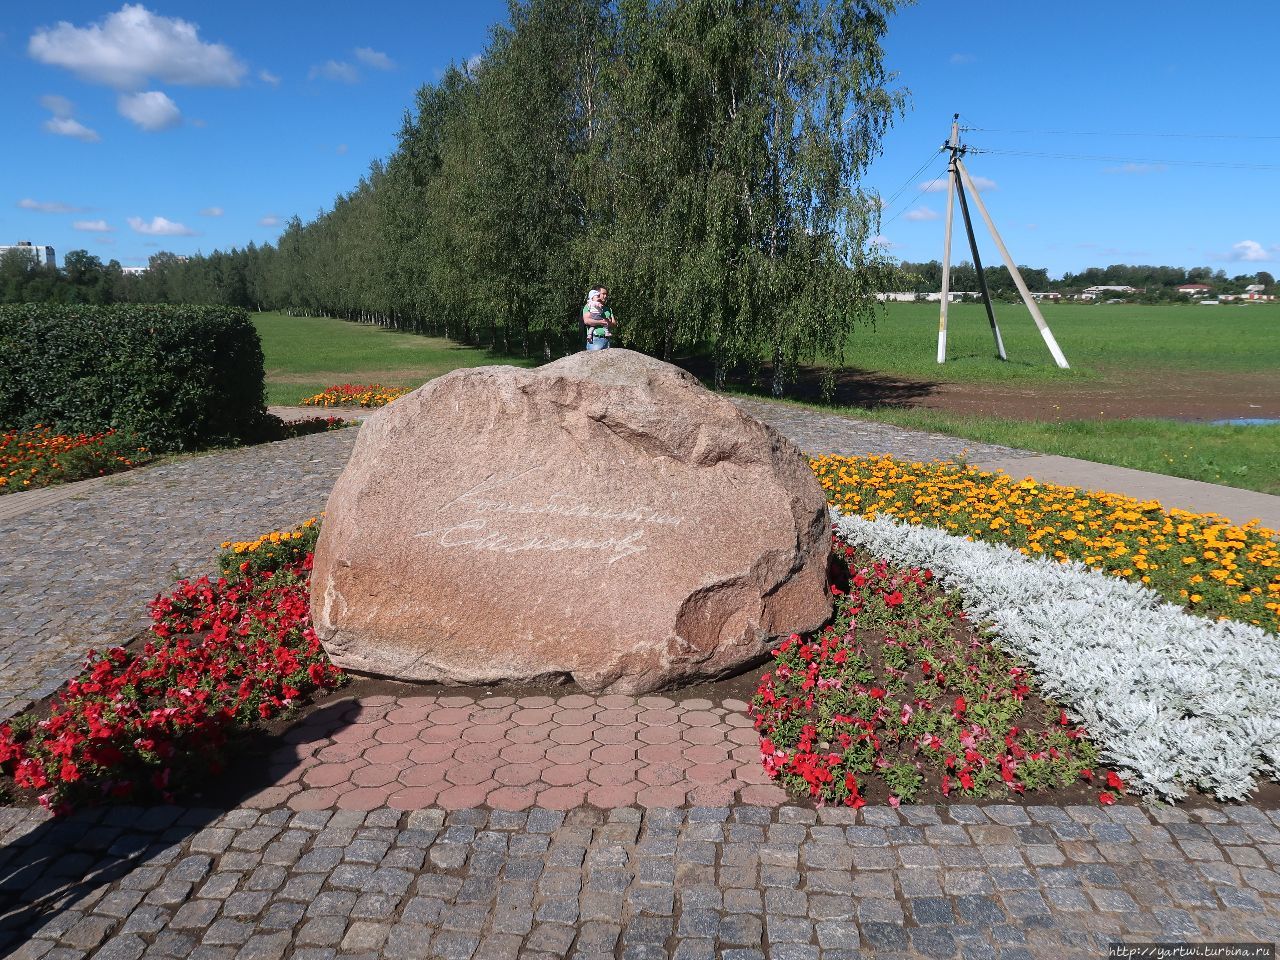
[832,509,1280,802]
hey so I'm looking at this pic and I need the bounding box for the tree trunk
[771,343,785,398]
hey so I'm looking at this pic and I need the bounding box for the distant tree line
[7,0,909,397]
[897,260,1275,302]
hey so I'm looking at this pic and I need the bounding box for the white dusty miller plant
[833,509,1280,802]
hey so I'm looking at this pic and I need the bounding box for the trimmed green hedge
[0,304,268,451]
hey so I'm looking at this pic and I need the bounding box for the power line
[877,146,946,215]
[880,155,950,228]
[971,147,1280,172]
[962,125,1280,142]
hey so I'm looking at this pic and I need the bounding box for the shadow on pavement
[0,700,354,952]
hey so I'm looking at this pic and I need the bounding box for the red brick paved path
[248,694,790,813]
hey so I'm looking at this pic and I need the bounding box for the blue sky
[3,2,1277,277]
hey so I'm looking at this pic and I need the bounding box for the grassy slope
[253,312,537,405]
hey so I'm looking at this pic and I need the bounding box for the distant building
[1176,283,1213,296]
[121,266,148,276]
[875,292,979,303]
[0,241,56,269]
[1031,292,1062,301]
[1080,285,1137,301]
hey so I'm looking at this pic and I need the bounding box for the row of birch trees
[154,0,908,395]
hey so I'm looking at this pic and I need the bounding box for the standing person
[582,285,616,351]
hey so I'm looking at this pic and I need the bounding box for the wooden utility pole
[935,115,1069,370]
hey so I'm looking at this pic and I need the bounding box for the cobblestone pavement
[3,797,1279,960]
[0,402,1032,724]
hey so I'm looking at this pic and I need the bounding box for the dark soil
[673,354,1280,423]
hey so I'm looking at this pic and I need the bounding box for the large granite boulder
[310,349,831,694]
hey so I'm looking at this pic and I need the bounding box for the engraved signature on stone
[414,519,646,564]
[415,464,683,565]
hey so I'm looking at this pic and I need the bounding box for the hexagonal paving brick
[637,743,684,765]
[387,785,442,809]
[455,742,506,763]
[636,784,688,807]
[636,695,677,708]
[593,726,641,746]
[545,742,595,765]
[683,727,727,746]
[337,786,393,810]
[688,781,738,806]
[351,765,401,788]
[683,744,730,764]
[591,744,638,765]
[638,763,686,787]
[508,722,557,744]
[682,710,720,728]
[289,788,338,811]
[499,743,547,764]
[399,762,457,788]
[686,762,735,785]
[587,781,640,807]
[410,742,458,764]
[739,784,788,805]
[554,708,598,726]
[436,782,494,808]
[594,709,637,727]
[486,785,538,811]
[637,726,682,745]
[304,765,354,789]
[365,742,413,764]
[549,725,596,745]
[419,723,469,744]
[511,708,556,727]
[536,785,588,809]
[495,763,543,787]
[542,762,595,787]
[589,762,642,786]
[446,762,500,786]
[461,724,508,744]
[372,723,420,744]
[430,707,475,724]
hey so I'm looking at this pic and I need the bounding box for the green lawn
[253,309,1279,495]
[748,396,1280,496]
[844,301,1280,384]
[253,312,537,405]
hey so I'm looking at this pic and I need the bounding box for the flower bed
[0,521,344,813]
[835,512,1280,802]
[751,541,1104,807]
[0,425,150,495]
[812,454,1280,632]
[300,384,409,408]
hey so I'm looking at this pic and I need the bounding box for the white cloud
[335,143,349,155]
[871,234,898,249]
[199,206,224,217]
[258,214,280,227]
[904,206,940,222]
[258,68,280,86]
[1220,240,1271,263]
[309,60,358,83]
[921,174,996,193]
[73,219,113,232]
[117,90,181,130]
[949,53,975,65]
[128,215,196,236]
[44,116,101,142]
[38,93,100,141]
[28,4,246,89]
[1105,163,1166,175]
[466,53,484,73]
[354,47,394,70]
[39,93,74,117]
[17,198,85,213]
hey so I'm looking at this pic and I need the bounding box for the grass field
[845,300,1280,383]
[253,312,537,405]
[253,308,1279,494]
